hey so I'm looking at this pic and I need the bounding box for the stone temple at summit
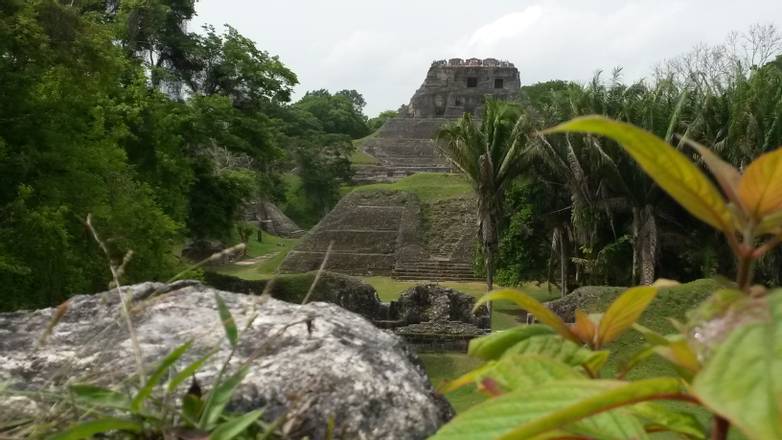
[403,57,520,118]
[279,58,519,281]
[355,58,521,183]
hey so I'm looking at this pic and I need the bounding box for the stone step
[393,268,476,275]
[395,264,474,270]
[392,275,484,282]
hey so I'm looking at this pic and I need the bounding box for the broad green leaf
[630,402,705,439]
[131,341,192,412]
[476,289,579,343]
[468,325,554,360]
[598,286,657,347]
[502,334,609,374]
[68,384,130,410]
[168,350,216,394]
[738,148,782,219]
[214,292,239,348]
[443,355,583,394]
[686,138,743,210]
[431,380,654,440]
[200,366,250,430]
[499,378,684,440]
[48,417,143,440]
[693,290,782,440]
[571,310,598,346]
[209,409,263,440]
[545,116,734,233]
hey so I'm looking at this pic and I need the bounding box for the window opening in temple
[494,78,504,89]
[454,97,463,105]
[466,77,478,87]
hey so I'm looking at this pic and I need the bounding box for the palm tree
[436,100,530,290]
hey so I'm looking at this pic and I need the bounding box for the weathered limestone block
[0,282,452,439]
[203,271,388,322]
[388,284,490,351]
[390,284,489,329]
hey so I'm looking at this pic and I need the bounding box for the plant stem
[712,415,729,440]
[735,254,753,292]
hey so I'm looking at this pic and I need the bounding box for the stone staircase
[354,118,455,183]
[392,259,482,282]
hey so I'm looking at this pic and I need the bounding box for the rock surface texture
[0,282,452,439]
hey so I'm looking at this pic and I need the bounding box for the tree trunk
[551,226,568,297]
[633,205,657,285]
[559,228,568,297]
[480,215,497,291]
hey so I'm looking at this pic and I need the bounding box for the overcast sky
[192,0,782,116]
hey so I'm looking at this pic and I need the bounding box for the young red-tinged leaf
[544,116,735,233]
[598,286,657,347]
[214,292,238,348]
[475,289,579,343]
[738,148,782,220]
[479,378,505,397]
[685,138,743,210]
[571,310,598,346]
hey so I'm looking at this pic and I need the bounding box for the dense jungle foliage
[0,0,372,310]
[494,28,782,291]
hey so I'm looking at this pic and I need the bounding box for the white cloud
[193,0,782,116]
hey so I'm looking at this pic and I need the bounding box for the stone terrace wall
[279,190,423,276]
[355,118,451,184]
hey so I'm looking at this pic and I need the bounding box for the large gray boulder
[0,282,452,439]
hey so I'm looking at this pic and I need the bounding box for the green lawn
[420,352,487,413]
[210,231,300,280]
[353,173,472,202]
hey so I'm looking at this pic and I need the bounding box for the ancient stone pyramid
[280,58,520,280]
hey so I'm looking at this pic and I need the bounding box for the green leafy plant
[432,116,782,440]
[45,291,279,440]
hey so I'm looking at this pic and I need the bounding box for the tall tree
[436,100,531,290]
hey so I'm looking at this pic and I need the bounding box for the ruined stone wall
[405,58,520,118]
